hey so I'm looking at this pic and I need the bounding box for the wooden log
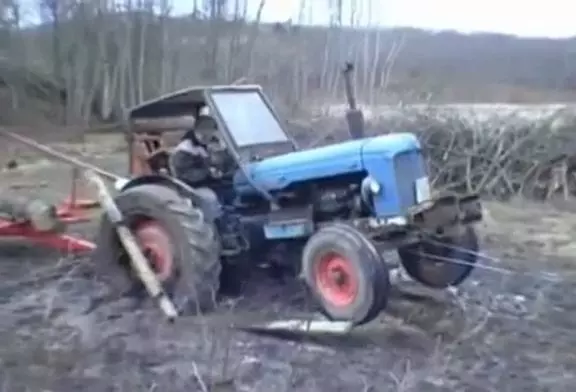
[0,197,63,232]
[84,170,178,321]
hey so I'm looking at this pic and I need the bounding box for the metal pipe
[0,129,122,182]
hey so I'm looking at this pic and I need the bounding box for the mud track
[0,136,575,391]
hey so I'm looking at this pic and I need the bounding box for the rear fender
[118,175,222,221]
[118,174,182,193]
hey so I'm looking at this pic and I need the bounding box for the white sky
[16,0,576,39]
[173,0,576,38]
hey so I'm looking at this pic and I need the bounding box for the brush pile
[290,106,576,201]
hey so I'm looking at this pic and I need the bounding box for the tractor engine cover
[235,132,427,218]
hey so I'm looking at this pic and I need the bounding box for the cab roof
[127,84,264,119]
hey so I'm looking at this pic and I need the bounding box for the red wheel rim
[314,252,358,307]
[134,220,174,281]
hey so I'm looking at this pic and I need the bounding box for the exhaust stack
[342,62,365,139]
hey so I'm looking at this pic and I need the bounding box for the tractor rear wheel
[301,223,390,326]
[93,183,221,314]
[397,225,478,289]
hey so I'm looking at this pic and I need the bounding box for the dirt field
[0,135,575,392]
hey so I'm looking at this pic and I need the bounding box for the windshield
[210,90,289,147]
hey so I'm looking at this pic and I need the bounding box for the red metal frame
[0,218,96,253]
[0,195,97,254]
[129,133,168,176]
[57,199,95,224]
[60,166,100,214]
[0,131,101,254]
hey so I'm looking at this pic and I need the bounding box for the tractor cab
[206,88,297,162]
[125,85,296,181]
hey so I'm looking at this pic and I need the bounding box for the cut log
[0,197,63,232]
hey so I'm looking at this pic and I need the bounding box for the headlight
[368,177,381,194]
[415,176,431,203]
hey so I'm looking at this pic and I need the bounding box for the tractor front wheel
[301,223,390,326]
[93,183,221,314]
[397,225,478,289]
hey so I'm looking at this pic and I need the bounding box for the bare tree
[0,0,407,127]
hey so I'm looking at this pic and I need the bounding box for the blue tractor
[94,74,482,326]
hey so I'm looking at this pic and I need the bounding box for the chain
[409,238,564,283]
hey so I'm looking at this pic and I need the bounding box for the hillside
[379,29,576,102]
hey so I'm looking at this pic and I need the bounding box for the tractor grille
[394,150,427,213]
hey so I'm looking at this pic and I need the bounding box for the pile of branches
[389,108,576,201]
[290,107,576,201]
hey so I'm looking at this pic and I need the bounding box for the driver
[170,106,219,185]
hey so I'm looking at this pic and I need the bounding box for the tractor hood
[234,132,421,193]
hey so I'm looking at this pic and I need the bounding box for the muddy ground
[0,134,575,392]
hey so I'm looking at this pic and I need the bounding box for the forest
[0,0,573,129]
